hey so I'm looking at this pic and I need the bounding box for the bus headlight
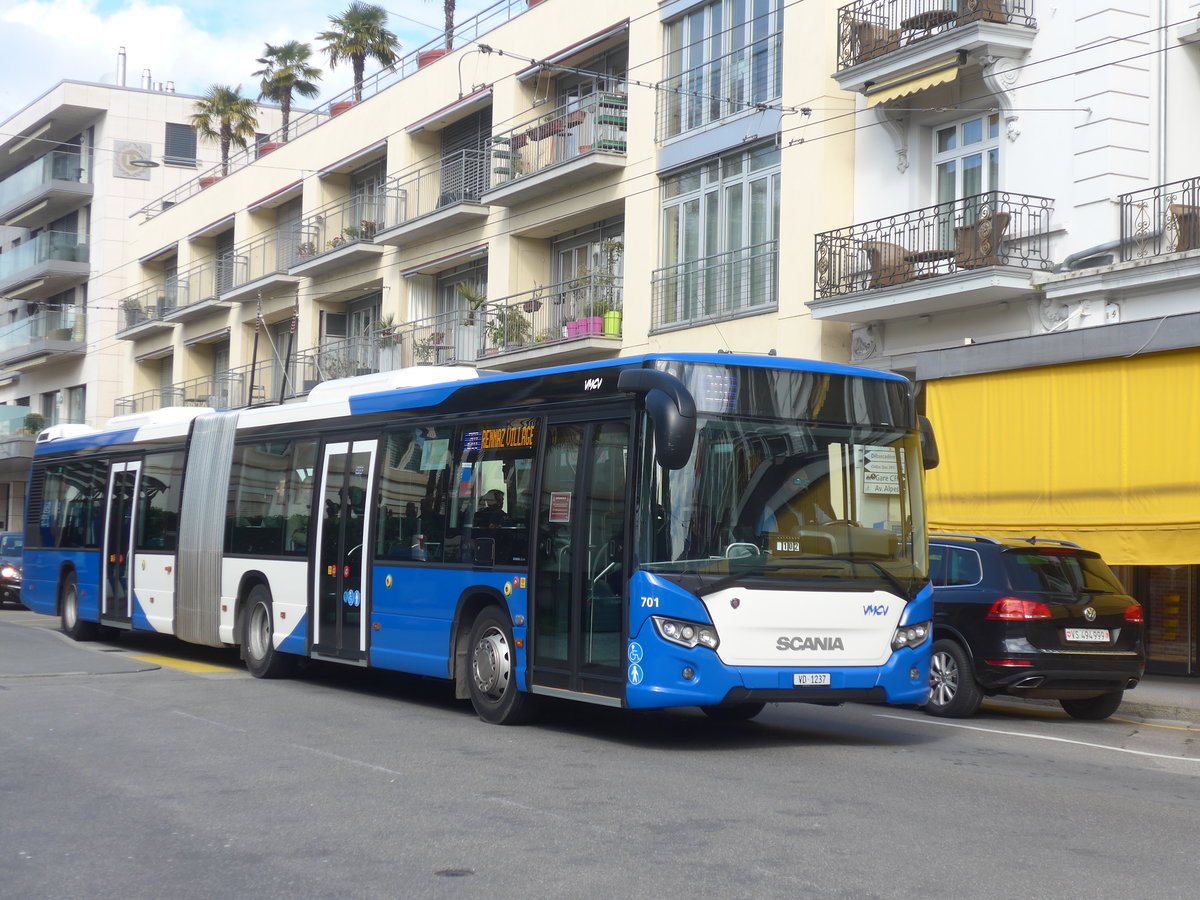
[652,616,719,650]
[891,621,930,651]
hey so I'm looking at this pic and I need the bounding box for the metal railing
[657,32,781,142]
[226,229,300,289]
[813,191,1053,299]
[137,0,537,219]
[0,150,88,214]
[1120,176,1200,261]
[295,193,386,261]
[0,306,85,355]
[382,149,489,227]
[0,231,88,284]
[490,92,628,187]
[476,275,625,355]
[836,0,1036,70]
[651,241,777,332]
[114,358,290,415]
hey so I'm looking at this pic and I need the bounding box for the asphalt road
[2,605,1198,900]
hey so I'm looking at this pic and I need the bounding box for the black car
[0,531,23,606]
[926,534,1144,720]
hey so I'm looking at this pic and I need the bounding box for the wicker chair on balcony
[953,212,1011,269]
[862,240,915,288]
[853,20,903,63]
[957,0,1008,24]
[1169,203,1200,252]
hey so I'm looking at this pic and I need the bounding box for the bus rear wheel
[467,608,536,725]
[241,585,295,679]
[60,573,98,641]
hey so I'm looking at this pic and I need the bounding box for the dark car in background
[0,531,23,606]
[926,534,1144,720]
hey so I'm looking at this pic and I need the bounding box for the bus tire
[241,585,295,679]
[701,702,766,721]
[926,638,982,718]
[60,572,98,641]
[466,607,536,725]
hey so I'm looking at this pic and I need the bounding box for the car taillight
[1124,605,1144,624]
[986,597,1052,620]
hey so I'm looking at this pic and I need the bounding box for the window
[661,0,782,140]
[34,460,105,549]
[136,451,184,552]
[930,546,982,586]
[226,439,318,556]
[164,123,197,167]
[655,144,779,329]
[934,114,1000,206]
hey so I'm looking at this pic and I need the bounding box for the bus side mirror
[919,416,939,470]
[617,369,697,470]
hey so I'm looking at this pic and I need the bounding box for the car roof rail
[1011,536,1083,549]
[928,533,1002,544]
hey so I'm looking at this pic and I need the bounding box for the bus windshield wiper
[791,555,913,599]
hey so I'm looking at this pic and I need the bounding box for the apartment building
[814,0,1200,674]
[0,80,283,529]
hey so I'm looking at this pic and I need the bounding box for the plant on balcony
[21,413,46,435]
[455,282,487,324]
[189,84,259,176]
[121,297,145,328]
[253,40,322,142]
[484,305,531,350]
[359,219,381,240]
[318,2,400,103]
[413,331,446,364]
[297,241,317,258]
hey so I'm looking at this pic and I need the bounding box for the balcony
[651,242,777,333]
[834,0,1036,95]
[373,150,490,248]
[809,191,1052,322]
[114,359,289,415]
[483,93,628,207]
[0,150,92,229]
[0,231,89,301]
[289,194,386,276]
[117,282,186,337]
[1120,176,1200,263]
[0,407,39,478]
[219,230,303,302]
[160,261,235,323]
[0,306,86,368]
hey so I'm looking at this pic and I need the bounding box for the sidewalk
[1118,674,1200,724]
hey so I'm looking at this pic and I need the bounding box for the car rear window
[1001,550,1125,595]
[929,545,982,586]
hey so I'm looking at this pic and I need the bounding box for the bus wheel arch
[463,604,537,725]
[59,566,98,641]
[451,590,506,699]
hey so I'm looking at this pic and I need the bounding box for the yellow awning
[867,61,959,107]
[925,349,1200,565]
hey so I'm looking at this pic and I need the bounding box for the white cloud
[0,0,496,124]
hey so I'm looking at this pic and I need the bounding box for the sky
[0,0,498,124]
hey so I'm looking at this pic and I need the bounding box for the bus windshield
[637,416,927,596]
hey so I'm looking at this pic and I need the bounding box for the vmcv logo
[862,604,890,616]
[583,377,604,391]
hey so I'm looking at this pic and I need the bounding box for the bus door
[312,439,377,663]
[101,460,141,627]
[531,416,630,702]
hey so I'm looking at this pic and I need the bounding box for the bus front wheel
[60,573,98,641]
[241,585,296,679]
[466,608,536,725]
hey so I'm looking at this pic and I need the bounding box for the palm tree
[434,0,456,51]
[253,41,322,142]
[189,84,259,176]
[317,2,400,103]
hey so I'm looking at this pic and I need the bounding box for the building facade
[814,0,1200,674]
[0,81,284,529]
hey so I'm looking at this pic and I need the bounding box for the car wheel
[701,702,766,721]
[241,585,296,679]
[1060,691,1124,721]
[60,572,99,641]
[926,638,982,718]
[466,607,536,725]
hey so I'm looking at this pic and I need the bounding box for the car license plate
[793,673,831,686]
[1064,628,1110,643]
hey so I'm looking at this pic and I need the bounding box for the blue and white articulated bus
[23,353,937,724]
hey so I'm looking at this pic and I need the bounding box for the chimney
[117,47,126,87]
[166,81,175,93]
[141,68,151,90]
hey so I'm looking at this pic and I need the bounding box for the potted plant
[22,412,46,435]
[455,283,487,325]
[296,241,317,258]
[484,305,531,351]
[413,332,445,364]
[342,225,361,241]
[122,297,145,328]
[359,220,381,240]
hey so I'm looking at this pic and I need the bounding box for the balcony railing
[137,0,537,219]
[294,193,386,262]
[657,32,782,142]
[836,0,1036,70]
[477,275,625,356]
[0,231,88,285]
[0,150,88,213]
[0,306,85,363]
[813,191,1052,299]
[1120,176,1200,262]
[114,359,289,415]
[490,92,629,186]
[651,241,777,332]
[382,149,490,226]
[226,230,299,289]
